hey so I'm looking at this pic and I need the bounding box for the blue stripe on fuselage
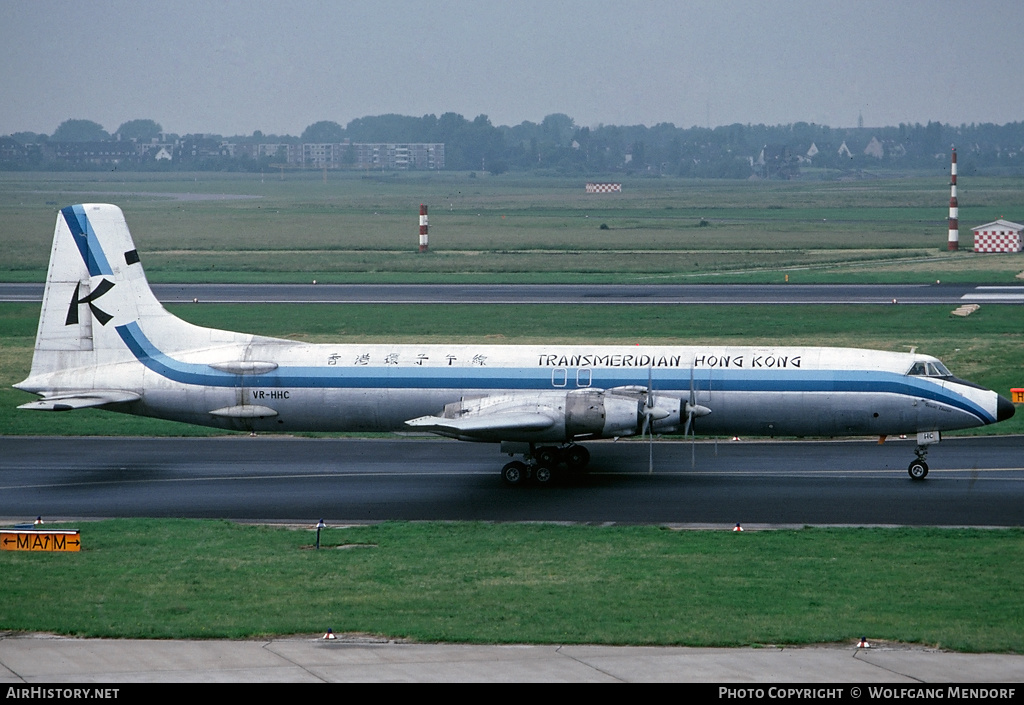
[114,322,997,424]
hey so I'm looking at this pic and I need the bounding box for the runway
[2,282,1024,305]
[2,435,1021,526]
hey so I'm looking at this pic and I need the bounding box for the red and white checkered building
[585,182,622,194]
[971,220,1024,253]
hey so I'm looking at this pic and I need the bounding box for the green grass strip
[1,520,1021,651]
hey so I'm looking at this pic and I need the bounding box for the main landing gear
[500,443,591,487]
[908,444,929,481]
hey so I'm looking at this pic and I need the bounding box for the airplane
[15,204,1016,485]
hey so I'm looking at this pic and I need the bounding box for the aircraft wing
[18,391,141,411]
[405,411,556,438]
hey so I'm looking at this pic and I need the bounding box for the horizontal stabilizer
[405,411,556,437]
[18,390,141,411]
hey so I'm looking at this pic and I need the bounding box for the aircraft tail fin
[16,204,245,398]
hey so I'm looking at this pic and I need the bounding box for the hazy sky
[2,0,1022,136]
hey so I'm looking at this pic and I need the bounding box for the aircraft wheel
[533,465,557,486]
[502,461,528,486]
[535,446,560,467]
[908,460,929,481]
[564,445,590,470]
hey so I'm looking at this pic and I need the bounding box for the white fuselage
[70,327,1003,440]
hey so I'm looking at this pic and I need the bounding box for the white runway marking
[960,286,1024,302]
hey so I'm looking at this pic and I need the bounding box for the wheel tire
[564,445,590,470]
[535,447,560,467]
[502,461,527,486]
[908,460,929,481]
[534,465,556,485]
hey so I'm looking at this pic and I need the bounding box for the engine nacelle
[568,391,640,437]
[437,389,682,442]
[593,390,683,437]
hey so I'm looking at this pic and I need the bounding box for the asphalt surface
[2,435,1022,526]
[2,634,1022,683]
[3,282,1024,305]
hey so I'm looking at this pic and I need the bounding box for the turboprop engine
[422,388,685,443]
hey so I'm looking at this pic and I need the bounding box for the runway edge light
[323,628,336,640]
[858,637,871,649]
[733,523,743,532]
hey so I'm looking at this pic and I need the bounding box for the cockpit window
[908,360,951,377]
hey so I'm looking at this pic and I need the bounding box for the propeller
[640,365,671,474]
[683,366,712,468]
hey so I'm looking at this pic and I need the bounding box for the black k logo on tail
[66,279,115,326]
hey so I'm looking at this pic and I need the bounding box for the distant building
[244,144,299,162]
[349,143,444,170]
[45,141,137,166]
[174,135,232,162]
[0,137,28,163]
[759,144,798,179]
[972,220,1024,253]
[261,141,444,170]
[303,142,348,167]
[864,137,884,159]
[863,136,905,161]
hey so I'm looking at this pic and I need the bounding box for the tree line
[4,114,1024,177]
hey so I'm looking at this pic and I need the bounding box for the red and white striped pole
[948,147,959,251]
[419,204,428,253]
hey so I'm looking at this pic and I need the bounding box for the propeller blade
[647,364,653,473]
[689,366,696,468]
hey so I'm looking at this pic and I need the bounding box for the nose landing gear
[908,444,929,480]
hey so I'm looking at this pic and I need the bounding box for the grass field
[1,520,1022,651]
[3,171,1023,283]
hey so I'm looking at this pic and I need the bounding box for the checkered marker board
[973,232,1023,253]
[586,182,622,193]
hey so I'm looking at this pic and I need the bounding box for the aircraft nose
[997,394,1016,423]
